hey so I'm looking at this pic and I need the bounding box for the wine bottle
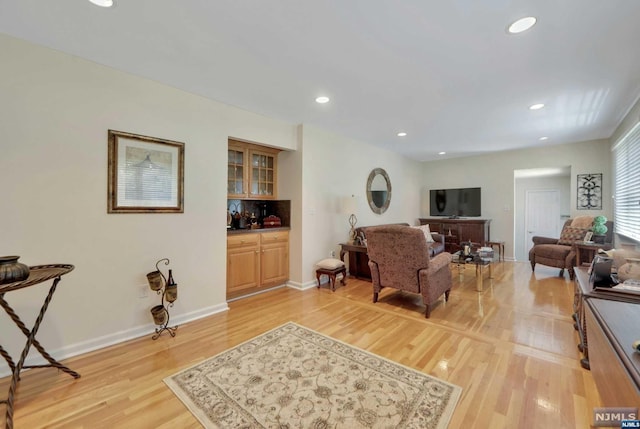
[165,269,178,302]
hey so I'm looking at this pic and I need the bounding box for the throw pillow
[571,216,594,228]
[557,226,589,245]
[316,258,345,270]
[411,225,435,243]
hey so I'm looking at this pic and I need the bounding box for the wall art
[576,173,602,210]
[108,130,184,213]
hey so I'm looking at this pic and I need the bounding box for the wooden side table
[574,242,608,267]
[485,240,505,261]
[339,243,371,280]
[0,264,80,429]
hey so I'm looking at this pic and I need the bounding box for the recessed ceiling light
[315,96,330,104]
[508,16,537,34]
[539,136,549,141]
[529,103,545,110]
[397,132,407,137]
[89,0,114,7]
[438,152,446,155]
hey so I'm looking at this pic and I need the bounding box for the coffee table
[452,250,494,292]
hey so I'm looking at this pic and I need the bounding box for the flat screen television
[429,187,481,217]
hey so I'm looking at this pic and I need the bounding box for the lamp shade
[341,195,357,215]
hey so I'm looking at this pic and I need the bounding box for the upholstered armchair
[529,217,614,280]
[366,225,453,318]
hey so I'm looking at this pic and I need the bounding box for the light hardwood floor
[1,261,601,428]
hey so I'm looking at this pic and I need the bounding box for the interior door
[524,190,560,256]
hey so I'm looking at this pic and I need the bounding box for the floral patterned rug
[164,322,461,428]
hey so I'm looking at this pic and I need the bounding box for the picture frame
[108,130,185,213]
[584,231,593,242]
[576,173,602,210]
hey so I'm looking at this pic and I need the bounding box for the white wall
[610,95,640,145]
[420,140,612,260]
[0,34,296,372]
[297,125,423,286]
[277,126,303,283]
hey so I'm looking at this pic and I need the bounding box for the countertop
[227,227,290,235]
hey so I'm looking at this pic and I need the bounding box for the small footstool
[315,258,347,292]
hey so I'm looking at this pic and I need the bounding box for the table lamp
[342,195,358,244]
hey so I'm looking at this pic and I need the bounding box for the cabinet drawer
[227,234,260,248]
[261,231,289,244]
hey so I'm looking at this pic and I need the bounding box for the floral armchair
[529,217,614,280]
[365,225,453,318]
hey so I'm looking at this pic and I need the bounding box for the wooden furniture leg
[316,267,347,292]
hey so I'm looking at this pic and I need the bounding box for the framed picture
[108,130,185,213]
[576,173,602,210]
[584,231,593,242]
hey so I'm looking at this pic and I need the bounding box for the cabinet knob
[241,240,245,244]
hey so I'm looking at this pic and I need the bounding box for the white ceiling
[2,0,640,161]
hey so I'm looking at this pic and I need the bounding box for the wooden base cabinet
[227,233,260,298]
[260,231,289,286]
[419,218,491,253]
[227,231,289,300]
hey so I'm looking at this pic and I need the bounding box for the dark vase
[593,234,606,244]
[0,256,30,285]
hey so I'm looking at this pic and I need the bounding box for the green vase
[592,223,608,235]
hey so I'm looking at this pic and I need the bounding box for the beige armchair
[366,225,453,318]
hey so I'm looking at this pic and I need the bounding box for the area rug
[164,322,462,428]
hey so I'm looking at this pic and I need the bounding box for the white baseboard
[0,302,229,379]
[226,284,286,302]
[286,279,318,291]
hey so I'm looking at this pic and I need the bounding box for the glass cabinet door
[228,139,278,199]
[249,150,276,198]
[227,146,246,197]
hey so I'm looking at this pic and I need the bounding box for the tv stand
[419,218,491,253]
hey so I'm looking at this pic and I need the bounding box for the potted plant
[592,215,608,243]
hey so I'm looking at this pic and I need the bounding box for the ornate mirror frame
[366,168,391,214]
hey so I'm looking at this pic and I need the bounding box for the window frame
[612,121,640,242]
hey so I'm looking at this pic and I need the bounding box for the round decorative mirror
[366,168,391,214]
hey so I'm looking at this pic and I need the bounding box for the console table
[419,218,491,253]
[0,264,80,429]
[585,298,640,408]
[339,243,371,280]
[574,266,640,369]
